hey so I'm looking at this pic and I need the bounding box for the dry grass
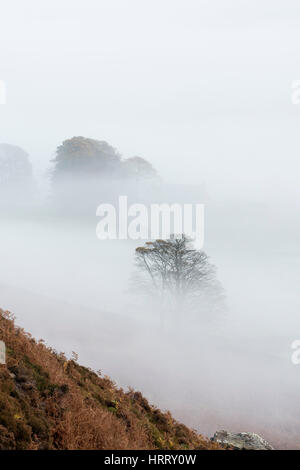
[0,308,221,450]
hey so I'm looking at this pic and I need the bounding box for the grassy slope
[0,309,220,450]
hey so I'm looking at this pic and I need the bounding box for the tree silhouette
[132,235,224,314]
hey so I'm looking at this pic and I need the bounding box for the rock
[211,430,274,450]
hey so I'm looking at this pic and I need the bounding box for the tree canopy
[51,137,157,182]
[0,144,33,185]
[132,236,224,313]
[52,137,121,181]
[0,143,36,210]
[122,156,157,179]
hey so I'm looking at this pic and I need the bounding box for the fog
[1,0,300,450]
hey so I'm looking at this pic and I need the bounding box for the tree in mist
[51,137,121,182]
[0,143,36,209]
[50,136,159,215]
[0,144,33,184]
[51,137,158,183]
[132,235,224,313]
[121,156,157,180]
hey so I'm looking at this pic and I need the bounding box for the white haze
[0,0,300,450]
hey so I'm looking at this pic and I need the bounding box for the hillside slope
[0,309,220,450]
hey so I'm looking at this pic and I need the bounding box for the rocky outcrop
[212,430,274,450]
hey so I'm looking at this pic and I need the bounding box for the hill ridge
[0,308,219,450]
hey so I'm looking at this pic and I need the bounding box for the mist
[1,0,300,450]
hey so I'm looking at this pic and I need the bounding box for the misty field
[0,201,299,449]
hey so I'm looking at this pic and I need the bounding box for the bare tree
[132,235,224,314]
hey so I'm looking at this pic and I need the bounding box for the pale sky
[1,0,300,201]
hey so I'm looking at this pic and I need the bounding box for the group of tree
[49,136,159,214]
[0,137,158,214]
[51,136,157,183]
